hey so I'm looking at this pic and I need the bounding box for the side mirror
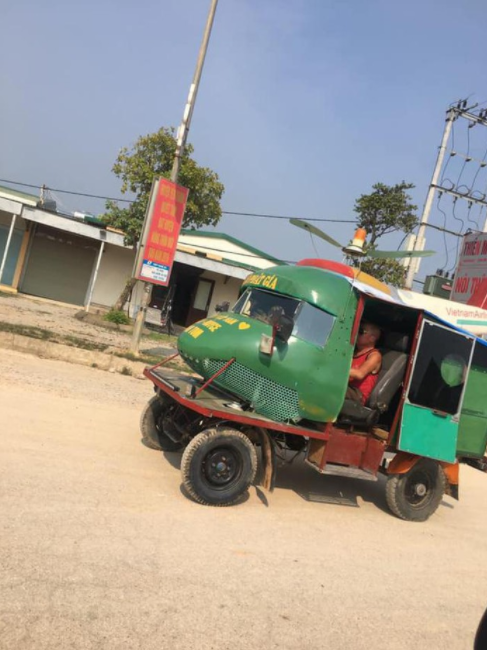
[215,301,230,313]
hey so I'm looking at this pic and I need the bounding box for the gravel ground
[1,349,487,650]
[0,293,175,355]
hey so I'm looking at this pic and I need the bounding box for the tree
[103,127,225,309]
[357,257,409,287]
[353,182,418,286]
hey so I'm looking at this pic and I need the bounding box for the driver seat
[338,332,410,429]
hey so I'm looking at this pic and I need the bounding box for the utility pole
[404,109,455,289]
[130,0,219,354]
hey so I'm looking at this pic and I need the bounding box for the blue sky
[2,0,487,283]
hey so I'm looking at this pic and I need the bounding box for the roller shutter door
[21,225,97,305]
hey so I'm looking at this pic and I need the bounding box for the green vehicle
[142,254,487,521]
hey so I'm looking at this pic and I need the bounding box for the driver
[346,321,382,405]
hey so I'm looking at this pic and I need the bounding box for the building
[0,185,283,326]
[450,231,487,304]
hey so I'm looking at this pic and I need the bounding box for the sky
[2,0,487,285]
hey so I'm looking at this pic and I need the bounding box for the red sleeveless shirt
[349,348,381,405]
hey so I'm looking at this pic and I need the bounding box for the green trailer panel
[399,403,458,463]
[457,342,487,457]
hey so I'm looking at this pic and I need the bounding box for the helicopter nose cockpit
[232,288,299,326]
[177,272,349,424]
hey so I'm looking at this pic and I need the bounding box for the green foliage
[103,127,225,246]
[104,309,131,326]
[354,182,418,246]
[353,181,418,287]
[357,257,406,287]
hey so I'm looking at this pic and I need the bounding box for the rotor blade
[369,249,436,259]
[289,218,342,248]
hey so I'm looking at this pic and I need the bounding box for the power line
[436,194,450,270]
[455,120,471,190]
[222,210,354,223]
[440,118,455,185]
[0,176,451,287]
[0,175,473,243]
[0,178,135,204]
[0,178,355,223]
[0,177,472,236]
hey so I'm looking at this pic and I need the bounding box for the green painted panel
[178,286,357,423]
[399,403,458,463]
[458,319,487,326]
[457,343,487,457]
[457,414,487,457]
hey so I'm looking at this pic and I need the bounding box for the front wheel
[386,458,446,522]
[181,428,257,506]
[140,395,184,452]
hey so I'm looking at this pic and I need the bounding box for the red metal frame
[149,352,181,371]
[306,423,385,475]
[350,294,365,345]
[194,357,236,398]
[144,367,330,441]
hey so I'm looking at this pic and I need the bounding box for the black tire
[181,428,257,506]
[386,458,446,522]
[140,395,184,452]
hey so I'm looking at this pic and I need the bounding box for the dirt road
[1,349,486,649]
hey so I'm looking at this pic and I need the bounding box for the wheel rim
[201,446,243,490]
[404,469,434,508]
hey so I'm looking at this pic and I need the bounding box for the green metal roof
[180,229,284,265]
[0,184,38,204]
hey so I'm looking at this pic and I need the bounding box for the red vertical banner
[135,178,189,287]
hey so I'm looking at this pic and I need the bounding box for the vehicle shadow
[268,452,391,515]
[140,438,184,469]
[144,441,453,516]
[162,450,183,469]
[179,483,250,506]
[160,445,390,513]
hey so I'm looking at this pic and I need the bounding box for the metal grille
[180,353,300,422]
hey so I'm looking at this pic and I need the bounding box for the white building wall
[178,234,278,270]
[91,244,135,307]
[201,270,244,315]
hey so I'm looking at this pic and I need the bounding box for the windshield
[232,288,299,324]
[232,289,335,347]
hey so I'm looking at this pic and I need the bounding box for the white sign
[450,232,487,304]
[140,260,169,284]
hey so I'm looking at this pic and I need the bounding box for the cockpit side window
[292,302,335,348]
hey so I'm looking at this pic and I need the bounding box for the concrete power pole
[130,0,219,354]
[404,109,455,290]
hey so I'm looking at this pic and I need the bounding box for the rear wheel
[140,395,184,452]
[181,428,257,506]
[386,458,446,522]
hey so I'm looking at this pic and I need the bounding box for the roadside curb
[0,331,153,378]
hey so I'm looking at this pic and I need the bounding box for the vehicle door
[399,319,474,463]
